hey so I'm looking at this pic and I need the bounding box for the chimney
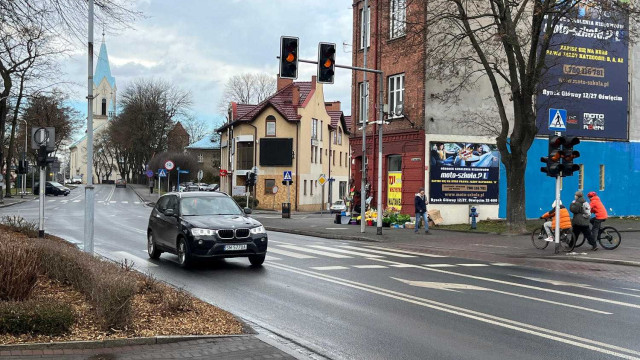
[325,101,341,111]
[292,84,299,106]
[277,75,293,91]
[311,75,317,90]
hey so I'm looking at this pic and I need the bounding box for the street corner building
[350,0,640,223]
[217,75,351,212]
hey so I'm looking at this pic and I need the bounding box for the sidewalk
[0,194,36,208]
[130,183,160,206]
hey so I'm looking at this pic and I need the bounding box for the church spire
[94,37,115,88]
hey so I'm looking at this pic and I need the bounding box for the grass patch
[435,219,541,234]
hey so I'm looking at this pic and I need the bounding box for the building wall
[188,148,220,181]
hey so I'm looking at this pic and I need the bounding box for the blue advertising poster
[536,1,629,140]
[429,142,500,204]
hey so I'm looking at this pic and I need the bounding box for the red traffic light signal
[540,135,581,177]
[317,42,336,84]
[280,36,299,80]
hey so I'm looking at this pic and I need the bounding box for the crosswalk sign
[548,108,567,131]
[283,171,292,181]
[158,169,167,177]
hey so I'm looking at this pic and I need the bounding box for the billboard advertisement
[536,1,629,139]
[429,142,500,204]
[387,171,402,211]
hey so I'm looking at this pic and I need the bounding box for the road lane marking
[122,201,128,204]
[268,262,639,359]
[134,201,141,204]
[338,245,416,258]
[73,200,81,203]
[265,255,281,261]
[352,265,388,269]
[310,245,383,258]
[277,244,352,258]
[364,245,448,257]
[389,263,420,268]
[98,200,104,203]
[311,266,349,271]
[267,247,316,259]
[622,288,640,292]
[112,251,158,267]
[491,263,515,266]
[457,263,489,267]
[424,264,458,268]
[511,275,640,299]
[110,201,116,204]
[369,258,640,310]
[393,278,612,315]
[60,200,69,203]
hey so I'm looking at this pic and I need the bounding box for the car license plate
[224,244,247,251]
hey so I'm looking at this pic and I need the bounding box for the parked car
[34,181,70,196]
[330,200,347,214]
[197,183,208,191]
[115,179,127,188]
[146,192,267,268]
[204,184,219,192]
[71,176,82,184]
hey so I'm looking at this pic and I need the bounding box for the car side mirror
[164,208,176,217]
[244,207,252,215]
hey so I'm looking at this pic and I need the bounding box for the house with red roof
[218,76,351,212]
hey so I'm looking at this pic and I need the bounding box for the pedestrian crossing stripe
[548,108,567,131]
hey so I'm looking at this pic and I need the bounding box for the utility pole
[84,0,95,254]
[360,0,369,233]
[376,72,384,235]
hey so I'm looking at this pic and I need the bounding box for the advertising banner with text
[429,143,500,204]
[536,1,629,139]
[387,171,402,211]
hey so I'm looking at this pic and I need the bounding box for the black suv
[147,192,267,267]
[34,181,70,196]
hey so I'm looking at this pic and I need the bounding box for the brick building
[350,0,426,213]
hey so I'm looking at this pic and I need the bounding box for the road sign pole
[177,167,180,191]
[38,166,45,238]
[83,0,95,254]
[167,171,170,193]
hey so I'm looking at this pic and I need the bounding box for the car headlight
[191,228,216,236]
[250,225,266,234]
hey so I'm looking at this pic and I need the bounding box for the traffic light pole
[38,165,45,238]
[554,175,561,254]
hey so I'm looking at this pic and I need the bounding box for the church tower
[92,33,117,129]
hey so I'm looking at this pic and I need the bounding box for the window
[578,165,584,190]
[333,150,336,166]
[311,145,315,163]
[320,120,323,141]
[340,151,342,166]
[310,180,313,195]
[345,152,348,166]
[339,181,347,199]
[266,115,276,136]
[360,6,370,49]
[388,155,402,171]
[388,74,405,118]
[338,128,343,145]
[315,146,318,163]
[390,0,406,39]
[333,130,337,144]
[101,99,107,115]
[320,148,323,164]
[600,164,605,190]
[198,154,204,163]
[236,142,254,170]
[304,180,307,195]
[312,118,318,139]
[265,179,275,194]
[359,81,369,124]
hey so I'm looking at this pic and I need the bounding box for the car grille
[217,229,234,239]
[235,229,250,238]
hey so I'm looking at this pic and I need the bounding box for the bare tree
[217,73,276,115]
[398,0,634,232]
[182,116,208,145]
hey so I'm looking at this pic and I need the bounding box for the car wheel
[64,193,69,196]
[249,254,266,266]
[177,237,192,268]
[147,231,162,259]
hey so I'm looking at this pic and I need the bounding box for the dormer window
[266,115,276,136]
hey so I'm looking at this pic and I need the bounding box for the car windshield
[334,201,344,205]
[180,196,243,216]
[49,182,63,187]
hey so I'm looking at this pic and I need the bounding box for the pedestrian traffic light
[245,172,256,187]
[561,136,581,177]
[280,36,299,80]
[317,42,336,84]
[37,146,47,167]
[540,136,565,177]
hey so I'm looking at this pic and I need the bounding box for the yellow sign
[387,171,402,211]
[318,174,327,186]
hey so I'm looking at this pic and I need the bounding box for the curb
[538,255,640,268]
[264,226,381,242]
[0,199,33,208]
[0,335,251,351]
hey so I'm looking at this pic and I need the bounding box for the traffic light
[317,42,336,84]
[561,136,581,177]
[37,146,47,167]
[245,172,256,187]
[540,136,564,177]
[280,36,299,80]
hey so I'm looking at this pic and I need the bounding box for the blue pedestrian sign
[158,169,167,178]
[283,171,292,181]
[548,108,567,131]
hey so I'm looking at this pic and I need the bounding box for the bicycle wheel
[574,233,586,248]
[598,226,621,250]
[531,227,549,249]
[559,231,576,252]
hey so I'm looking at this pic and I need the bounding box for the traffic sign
[549,108,567,131]
[146,170,154,178]
[158,169,168,177]
[197,169,204,181]
[178,169,189,174]
[164,160,175,171]
[283,171,292,181]
[318,174,327,186]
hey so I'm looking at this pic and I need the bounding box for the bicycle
[573,223,622,250]
[531,221,575,252]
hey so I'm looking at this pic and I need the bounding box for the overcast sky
[65,0,354,135]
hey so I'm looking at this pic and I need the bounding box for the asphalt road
[3,184,640,360]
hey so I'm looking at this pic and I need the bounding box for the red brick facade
[350,0,427,211]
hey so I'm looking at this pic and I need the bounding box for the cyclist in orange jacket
[541,200,572,242]
[587,191,608,244]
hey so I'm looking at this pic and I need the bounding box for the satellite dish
[394,103,404,117]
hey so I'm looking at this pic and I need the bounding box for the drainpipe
[328,128,332,206]
[248,123,258,207]
[295,121,299,211]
